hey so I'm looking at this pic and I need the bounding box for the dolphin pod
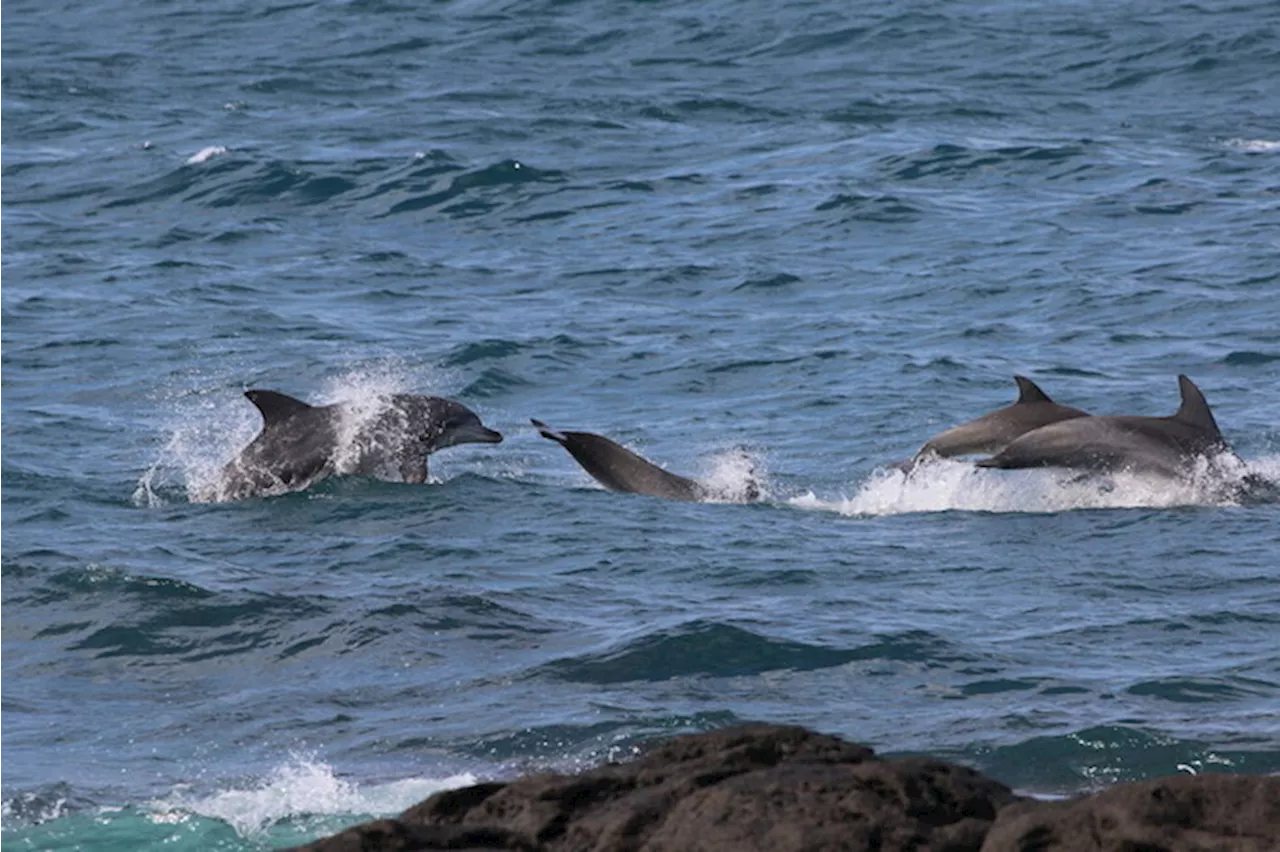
[975,375,1231,478]
[210,389,502,501]
[208,374,1255,502]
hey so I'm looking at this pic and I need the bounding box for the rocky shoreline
[291,724,1278,851]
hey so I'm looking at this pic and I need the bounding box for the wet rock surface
[291,724,1279,852]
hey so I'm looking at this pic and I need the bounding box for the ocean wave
[150,757,476,839]
[383,158,567,218]
[875,141,1091,184]
[968,724,1279,794]
[537,621,965,684]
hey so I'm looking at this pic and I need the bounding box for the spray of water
[698,447,768,503]
[792,453,1280,517]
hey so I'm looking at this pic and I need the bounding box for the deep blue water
[4,0,1280,848]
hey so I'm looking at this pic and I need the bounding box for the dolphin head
[423,398,504,450]
[379,395,503,452]
[348,395,502,484]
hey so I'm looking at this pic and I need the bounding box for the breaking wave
[150,757,475,840]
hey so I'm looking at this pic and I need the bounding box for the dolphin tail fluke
[1173,375,1222,439]
[1013,375,1052,404]
[531,418,569,444]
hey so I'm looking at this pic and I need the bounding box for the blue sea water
[4,0,1280,848]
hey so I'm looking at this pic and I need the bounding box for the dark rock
[294,820,532,852]
[288,724,1279,852]
[290,724,1017,851]
[982,772,1280,852]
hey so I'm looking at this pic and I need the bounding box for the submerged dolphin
[532,419,756,502]
[976,375,1229,479]
[212,390,502,500]
[908,376,1089,466]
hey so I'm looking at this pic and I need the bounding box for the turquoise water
[4,0,1280,848]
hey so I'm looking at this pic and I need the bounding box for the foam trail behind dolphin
[790,453,1279,517]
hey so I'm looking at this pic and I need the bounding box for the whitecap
[185,145,228,165]
[1224,138,1280,153]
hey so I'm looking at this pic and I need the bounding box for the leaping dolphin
[532,419,757,502]
[907,376,1089,467]
[211,390,502,501]
[975,375,1230,479]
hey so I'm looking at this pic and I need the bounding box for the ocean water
[4,0,1280,848]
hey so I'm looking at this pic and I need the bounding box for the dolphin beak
[450,422,504,445]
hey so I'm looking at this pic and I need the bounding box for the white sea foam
[185,145,228,164]
[1224,138,1280,153]
[1,789,74,826]
[791,454,1278,517]
[149,757,476,839]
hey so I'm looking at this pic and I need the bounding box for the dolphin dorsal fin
[245,389,313,426]
[1013,375,1052,404]
[1172,375,1221,437]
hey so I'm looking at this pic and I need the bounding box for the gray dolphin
[533,419,756,502]
[975,375,1229,478]
[213,389,502,500]
[908,376,1089,466]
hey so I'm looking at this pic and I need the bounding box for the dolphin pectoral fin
[531,419,569,444]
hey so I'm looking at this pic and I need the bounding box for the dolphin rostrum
[532,419,757,502]
[908,375,1089,466]
[211,389,502,500]
[975,375,1230,479]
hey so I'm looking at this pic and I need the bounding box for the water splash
[792,454,1280,517]
[1,784,81,827]
[148,757,476,839]
[698,447,768,503]
[133,394,260,507]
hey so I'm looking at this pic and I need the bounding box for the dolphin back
[533,420,705,501]
[913,376,1089,462]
